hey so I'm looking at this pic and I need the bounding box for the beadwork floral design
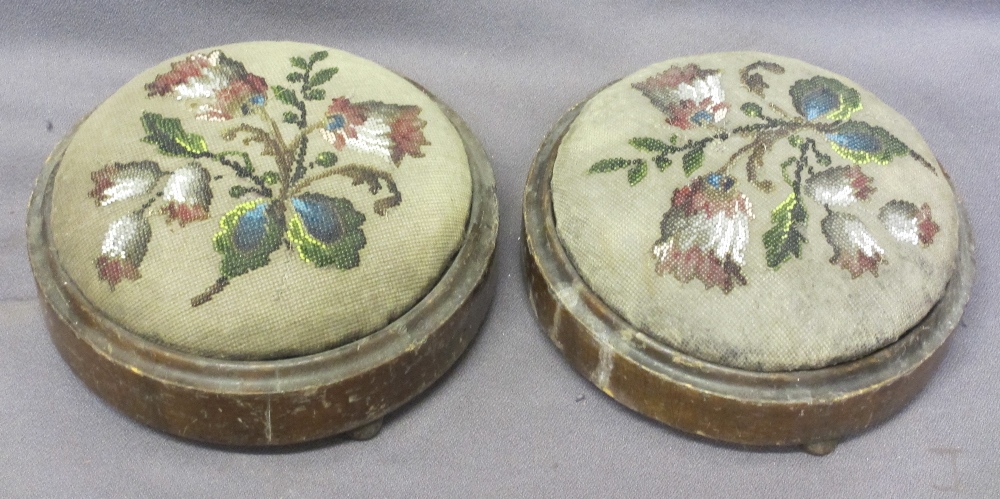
[146,51,269,121]
[591,61,940,290]
[95,212,151,289]
[652,173,753,293]
[821,211,885,278]
[878,200,939,246]
[321,98,429,165]
[90,50,428,305]
[632,64,729,129]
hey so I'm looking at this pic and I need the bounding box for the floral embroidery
[632,64,728,130]
[89,161,164,206]
[652,173,752,293]
[145,51,268,121]
[803,165,875,207]
[878,200,939,246]
[90,50,428,306]
[95,211,152,289]
[160,163,213,226]
[591,60,941,290]
[321,98,429,165]
[821,211,885,277]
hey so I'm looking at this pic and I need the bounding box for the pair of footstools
[28,41,973,454]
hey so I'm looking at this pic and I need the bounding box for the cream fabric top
[552,52,958,371]
[49,41,472,359]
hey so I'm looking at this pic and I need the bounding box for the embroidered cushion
[550,52,959,371]
[47,41,472,360]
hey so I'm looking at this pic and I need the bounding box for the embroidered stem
[289,64,314,184]
[214,151,272,197]
[190,277,230,307]
[291,164,401,215]
[740,61,786,98]
[288,121,328,186]
[794,139,810,193]
[138,196,158,213]
[255,108,299,205]
[909,149,938,174]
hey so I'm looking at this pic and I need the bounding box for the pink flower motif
[95,212,152,289]
[803,165,875,207]
[320,98,429,166]
[878,200,940,247]
[160,164,213,226]
[821,211,885,278]
[652,173,753,293]
[632,64,729,129]
[89,161,163,206]
[145,51,268,121]
[320,97,368,149]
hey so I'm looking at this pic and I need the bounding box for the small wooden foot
[346,419,383,441]
[802,440,838,456]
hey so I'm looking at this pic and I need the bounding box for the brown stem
[768,103,796,119]
[289,120,327,153]
[258,108,296,200]
[191,277,230,307]
[222,123,288,167]
[222,123,271,146]
[291,164,402,215]
[718,124,803,192]
[740,61,786,98]
[909,149,938,174]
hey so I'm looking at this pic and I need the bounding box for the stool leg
[802,440,838,456]
[345,419,384,441]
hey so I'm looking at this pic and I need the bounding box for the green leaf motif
[629,137,671,154]
[261,171,280,185]
[627,160,648,186]
[283,111,299,124]
[589,158,636,173]
[740,102,763,118]
[308,67,339,87]
[654,155,672,171]
[272,85,299,106]
[316,152,338,167]
[763,192,808,269]
[286,72,304,83]
[287,193,366,269]
[825,121,908,165]
[304,88,326,101]
[815,150,832,166]
[290,56,309,70]
[682,146,705,176]
[213,200,285,279]
[140,112,209,157]
[309,51,329,64]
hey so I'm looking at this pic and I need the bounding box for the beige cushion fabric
[49,41,471,359]
[552,52,958,371]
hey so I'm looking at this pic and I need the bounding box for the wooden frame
[28,91,498,447]
[522,97,974,455]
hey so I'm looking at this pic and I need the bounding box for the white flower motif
[821,211,885,278]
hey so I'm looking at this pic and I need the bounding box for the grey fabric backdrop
[2,1,997,496]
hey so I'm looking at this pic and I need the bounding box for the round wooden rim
[28,89,498,446]
[522,94,975,449]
